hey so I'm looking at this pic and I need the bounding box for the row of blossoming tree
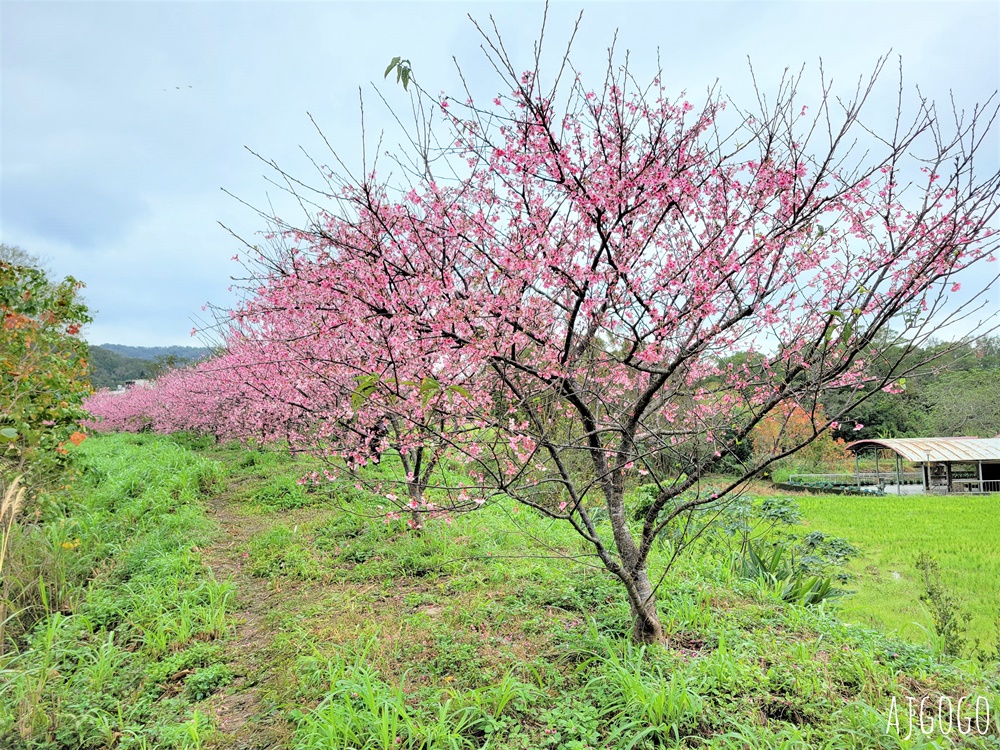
[86,20,1000,641]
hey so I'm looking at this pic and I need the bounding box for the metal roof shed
[847,437,1000,494]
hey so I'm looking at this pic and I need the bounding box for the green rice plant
[798,492,1000,649]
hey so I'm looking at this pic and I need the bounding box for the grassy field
[0,433,232,748]
[798,492,1000,653]
[4,434,1000,748]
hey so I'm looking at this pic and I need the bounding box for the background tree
[923,370,1000,437]
[0,254,91,494]
[750,401,849,473]
[822,334,1000,440]
[0,244,43,269]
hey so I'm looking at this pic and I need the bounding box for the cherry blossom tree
[216,245,491,526]
[97,18,1000,641]
[255,27,1000,640]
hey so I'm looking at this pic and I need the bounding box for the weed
[245,526,323,580]
[185,663,233,701]
[0,475,26,656]
[733,540,846,606]
[915,551,973,658]
[252,475,312,510]
[0,434,234,748]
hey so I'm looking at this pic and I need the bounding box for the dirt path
[197,472,316,749]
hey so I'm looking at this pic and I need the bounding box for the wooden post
[875,450,880,488]
[855,452,861,489]
[946,462,952,493]
[896,454,902,495]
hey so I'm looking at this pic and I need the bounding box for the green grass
[187,443,1000,748]
[9,435,1000,748]
[798,492,1000,652]
[0,433,234,749]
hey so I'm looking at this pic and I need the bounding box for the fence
[950,479,1000,494]
[788,471,923,487]
[788,474,1000,494]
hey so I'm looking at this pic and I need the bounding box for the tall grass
[0,475,26,656]
[292,634,537,750]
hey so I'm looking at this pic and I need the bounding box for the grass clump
[245,525,323,580]
[252,475,312,510]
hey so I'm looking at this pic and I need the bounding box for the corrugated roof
[847,437,1000,463]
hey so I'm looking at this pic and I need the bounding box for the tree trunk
[407,482,424,531]
[604,479,665,643]
[628,564,664,643]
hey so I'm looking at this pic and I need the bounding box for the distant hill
[97,344,213,361]
[88,345,213,391]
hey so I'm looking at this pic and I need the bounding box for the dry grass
[0,475,26,656]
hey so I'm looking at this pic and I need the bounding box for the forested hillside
[98,344,212,361]
[824,335,1000,441]
[86,346,152,390]
[87,345,211,390]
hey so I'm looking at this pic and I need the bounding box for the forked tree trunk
[407,485,423,531]
[628,565,664,643]
[606,482,665,642]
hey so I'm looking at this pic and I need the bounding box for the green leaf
[0,427,18,443]
[351,374,381,410]
[419,377,440,407]
[384,56,401,78]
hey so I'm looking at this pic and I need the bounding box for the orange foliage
[751,400,848,469]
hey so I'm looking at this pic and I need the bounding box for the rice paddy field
[798,492,1000,651]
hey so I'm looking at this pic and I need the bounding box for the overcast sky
[3,0,998,346]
